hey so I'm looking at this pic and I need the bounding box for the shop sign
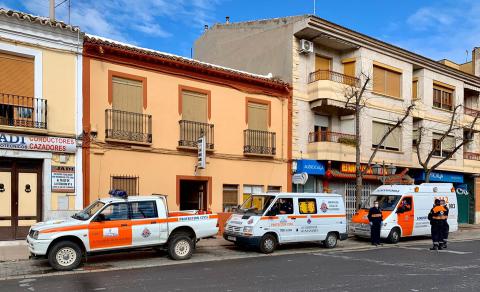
[51,166,75,193]
[340,163,379,175]
[415,171,464,184]
[0,132,76,153]
[296,160,325,175]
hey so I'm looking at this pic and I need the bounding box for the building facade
[82,36,291,226]
[195,15,480,224]
[0,9,83,240]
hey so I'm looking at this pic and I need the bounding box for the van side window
[398,197,412,212]
[130,201,158,219]
[271,198,294,215]
[299,199,317,214]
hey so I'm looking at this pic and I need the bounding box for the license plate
[228,236,236,241]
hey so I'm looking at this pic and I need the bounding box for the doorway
[179,179,208,211]
[0,158,42,240]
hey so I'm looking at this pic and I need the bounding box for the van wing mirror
[396,208,404,214]
[94,213,107,222]
[266,209,277,216]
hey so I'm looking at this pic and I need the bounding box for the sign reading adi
[0,132,76,153]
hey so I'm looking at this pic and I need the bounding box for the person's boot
[440,241,447,249]
[430,244,438,251]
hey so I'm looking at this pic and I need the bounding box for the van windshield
[362,195,401,211]
[237,195,274,215]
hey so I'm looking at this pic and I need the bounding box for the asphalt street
[1,239,479,292]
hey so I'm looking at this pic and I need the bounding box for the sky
[1,0,479,64]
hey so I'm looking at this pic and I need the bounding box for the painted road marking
[398,246,472,255]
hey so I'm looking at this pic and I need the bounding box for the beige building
[195,15,480,224]
[82,36,291,228]
[0,9,84,240]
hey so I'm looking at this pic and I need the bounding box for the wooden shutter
[385,126,401,150]
[373,66,386,94]
[386,70,401,98]
[0,52,34,97]
[182,90,207,122]
[315,55,331,71]
[343,61,356,77]
[112,77,143,113]
[412,80,418,100]
[248,102,268,131]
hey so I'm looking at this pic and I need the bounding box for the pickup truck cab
[223,193,347,253]
[27,192,219,270]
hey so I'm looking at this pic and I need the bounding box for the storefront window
[267,186,281,193]
[243,185,263,206]
[222,184,239,212]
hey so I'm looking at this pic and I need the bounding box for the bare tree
[415,104,479,182]
[344,73,415,210]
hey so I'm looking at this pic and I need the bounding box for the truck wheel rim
[327,236,336,246]
[175,240,190,257]
[56,247,76,267]
[264,238,274,250]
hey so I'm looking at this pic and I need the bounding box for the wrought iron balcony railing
[0,93,47,129]
[308,70,360,86]
[178,120,214,150]
[244,129,276,156]
[105,109,152,143]
[308,130,356,146]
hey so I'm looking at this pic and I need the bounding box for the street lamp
[371,163,382,176]
[386,163,397,176]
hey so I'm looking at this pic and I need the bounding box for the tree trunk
[424,168,431,183]
[355,102,362,210]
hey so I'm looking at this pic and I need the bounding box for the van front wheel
[387,228,401,244]
[259,234,277,254]
[324,232,338,248]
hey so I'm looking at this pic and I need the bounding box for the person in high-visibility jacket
[439,199,449,249]
[368,201,383,246]
[428,199,447,251]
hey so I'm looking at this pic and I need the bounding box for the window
[398,197,412,213]
[412,80,418,100]
[433,83,454,111]
[267,186,282,193]
[247,102,268,131]
[223,184,239,212]
[182,90,208,123]
[0,52,34,97]
[373,65,402,98]
[299,198,317,214]
[372,121,402,151]
[271,198,294,215]
[412,126,419,147]
[343,61,355,77]
[243,185,263,205]
[432,133,455,158]
[98,203,129,221]
[315,55,331,71]
[111,175,139,195]
[112,76,143,113]
[130,201,157,219]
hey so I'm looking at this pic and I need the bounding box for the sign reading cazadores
[51,166,75,193]
[0,132,76,153]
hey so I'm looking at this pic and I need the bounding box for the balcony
[307,131,356,161]
[244,129,276,156]
[308,131,356,145]
[308,70,359,86]
[105,109,152,144]
[464,151,480,161]
[464,106,480,117]
[178,120,214,150]
[0,93,47,129]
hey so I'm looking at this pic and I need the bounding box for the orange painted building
[82,36,292,225]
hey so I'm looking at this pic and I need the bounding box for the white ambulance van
[223,193,347,253]
[350,183,458,243]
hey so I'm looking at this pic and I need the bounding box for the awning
[310,98,354,115]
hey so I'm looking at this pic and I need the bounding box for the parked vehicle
[27,192,219,270]
[350,183,458,243]
[223,193,347,253]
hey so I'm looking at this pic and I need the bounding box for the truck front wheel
[48,241,82,271]
[168,233,194,260]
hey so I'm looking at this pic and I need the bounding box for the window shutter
[385,126,401,150]
[248,102,268,130]
[373,66,386,94]
[0,52,34,97]
[182,90,207,122]
[112,77,143,113]
[443,136,456,151]
[386,70,401,98]
[412,80,418,100]
[343,61,356,77]
[315,56,331,71]
[372,122,385,146]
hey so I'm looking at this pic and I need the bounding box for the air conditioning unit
[299,39,314,54]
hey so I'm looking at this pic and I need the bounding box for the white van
[350,183,458,243]
[223,193,347,253]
